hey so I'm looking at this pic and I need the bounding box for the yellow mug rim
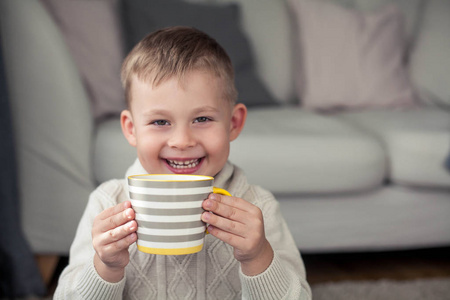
[128,174,214,182]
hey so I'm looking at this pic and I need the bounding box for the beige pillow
[288,0,416,110]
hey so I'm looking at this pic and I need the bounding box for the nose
[167,125,196,150]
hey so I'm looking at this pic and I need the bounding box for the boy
[55,26,311,299]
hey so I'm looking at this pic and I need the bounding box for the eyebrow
[191,106,220,114]
[141,106,220,118]
[142,109,170,116]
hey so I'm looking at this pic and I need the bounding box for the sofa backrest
[215,0,427,106]
[216,0,297,105]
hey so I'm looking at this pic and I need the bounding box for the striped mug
[127,174,231,255]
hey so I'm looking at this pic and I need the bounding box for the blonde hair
[121,26,237,107]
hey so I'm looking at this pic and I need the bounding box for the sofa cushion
[228,107,386,194]
[215,0,296,104]
[94,118,136,184]
[95,107,386,194]
[41,0,127,120]
[120,0,276,107]
[337,108,450,188]
[410,0,450,109]
[279,186,450,252]
[288,0,416,110]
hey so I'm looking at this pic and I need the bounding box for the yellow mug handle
[213,187,231,197]
[205,187,231,234]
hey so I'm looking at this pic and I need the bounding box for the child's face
[121,70,246,177]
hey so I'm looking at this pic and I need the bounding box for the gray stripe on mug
[136,220,205,229]
[129,193,210,202]
[128,178,212,188]
[134,206,204,216]
[138,232,205,243]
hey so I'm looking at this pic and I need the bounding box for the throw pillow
[324,0,425,49]
[41,0,126,120]
[120,0,276,107]
[288,0,416,110]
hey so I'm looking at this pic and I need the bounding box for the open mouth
[165,158,202,169]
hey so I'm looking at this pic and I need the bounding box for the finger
[205,223,244,249]
[96,220,137,247]
[97,231,138,262]
[97,206,135,233]
[98,201,132,221]
[203,195,246,222]
[209,193,255,212]
[108,220,137,243]
[202,211,246,237]
[209,194,264,225]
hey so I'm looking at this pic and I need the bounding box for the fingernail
[202,212,210,222]
[126,208,132,219]
[204,200,211,209]
[209,193,218,200]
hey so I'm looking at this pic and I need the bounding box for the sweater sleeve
[239,186,312,300]
[53,180,126,300]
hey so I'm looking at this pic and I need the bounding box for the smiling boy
[54,26,311,299]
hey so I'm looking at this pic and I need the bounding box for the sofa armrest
[0,0,95,253]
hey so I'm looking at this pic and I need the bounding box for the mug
[127,174,231,255]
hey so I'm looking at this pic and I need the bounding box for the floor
[302,246,450,285]
[40,246,450,297]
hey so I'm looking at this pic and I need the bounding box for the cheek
[136,133,161,157]
[205,130,230,157]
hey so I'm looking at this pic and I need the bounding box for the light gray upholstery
[0,0,94,253]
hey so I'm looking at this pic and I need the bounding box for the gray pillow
[120,0,276,107]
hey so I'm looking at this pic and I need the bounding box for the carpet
[312,277,450,300]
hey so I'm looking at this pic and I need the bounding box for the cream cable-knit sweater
[54,160,311,299]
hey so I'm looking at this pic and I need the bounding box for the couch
[1,0,449,259]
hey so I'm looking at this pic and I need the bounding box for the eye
[151,120,170,126]
[194,116,211,123]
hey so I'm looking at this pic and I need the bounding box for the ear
[121,110,137,147]
[229,103,247,141]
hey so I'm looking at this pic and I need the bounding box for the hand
[92,201,137,282]
[202,193,274,276]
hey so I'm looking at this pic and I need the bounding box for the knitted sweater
[54,160,311,299]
